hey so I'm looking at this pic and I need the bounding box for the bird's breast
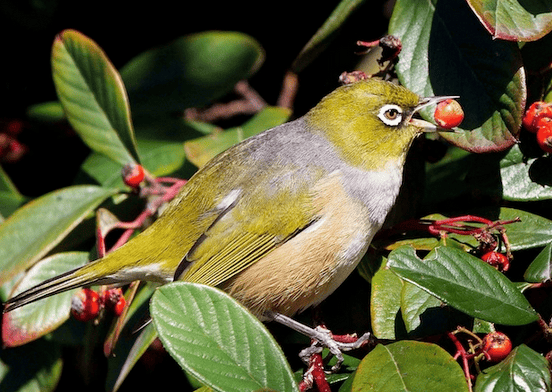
[221,172,374,319]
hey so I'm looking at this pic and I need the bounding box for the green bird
[4,78,452,342]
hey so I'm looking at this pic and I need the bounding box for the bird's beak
[409,95,460,133]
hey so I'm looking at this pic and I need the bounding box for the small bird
[4,79,452,333]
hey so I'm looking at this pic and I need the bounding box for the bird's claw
[299,326,372,373]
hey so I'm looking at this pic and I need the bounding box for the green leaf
[498,207,552,251]
[26,101,66,123]
[292,0,366,72]
[370,265,404,340]
[0,338,63,392]
[351,341,469,392]
[524,242,552,283]
[388,246,538,325]
[466,0,552,41]
[500,145,552,201]
[0,185,117,285]
[2,252,88,347]
[400,282,447,336]
[121,31,264,115]
[389,0,524,152]
[184,106,291,168]
[52,29,140,165]
[0,165,25,218]
[474,344,551,392]
[82,139,186,189]
[151,282,298,392]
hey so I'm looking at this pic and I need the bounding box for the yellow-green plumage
[4,79,442,319]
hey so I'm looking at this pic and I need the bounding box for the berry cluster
[523,101,552,153]
[434,99,464,129]
[71,287,126,322]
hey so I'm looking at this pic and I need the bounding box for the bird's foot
[299,326,372,372]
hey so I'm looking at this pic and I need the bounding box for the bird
[4,79,453,339]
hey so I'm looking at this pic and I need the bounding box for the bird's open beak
[409,95,460,133]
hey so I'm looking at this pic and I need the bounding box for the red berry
[71,288,101,322]
[113,297,126,316]
[434,99,464,129]
[101,288,126,316]
[481,251,510,272]
[482,332,512,362]
[122,163,145,188]
[536,123,552,153]
[523,101,552,133]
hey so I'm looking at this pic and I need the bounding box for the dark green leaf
[2,252,88,347]
[389,0,524,152]
[0,185,117,284]
[52,29,140,165]
[524,242,552,283]
[388,246,538,325]
[400,282,446,336]
[474,344,551,392]
[151,282,298,392]
[352,341,469,391]
[466,0,552,41]
[121,31,264,114]
[501,145,552,201]
[292,0,366,72]
[498,207,552,251]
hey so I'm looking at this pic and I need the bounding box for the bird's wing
[173,164,324,287]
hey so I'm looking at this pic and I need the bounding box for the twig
[277,71,299,109]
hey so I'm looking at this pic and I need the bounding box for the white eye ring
[378,104,403,126]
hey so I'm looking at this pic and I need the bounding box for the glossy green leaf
[370,265,404,339]
[352,341,468,392]
[388,246,538,325]
[500,145,552,201]
[151,282,298,392]
[524,242,552,283]
[52,29,140,165]
[184,106,291,168]
[0,185,116,285]
[121,31,264,114]
[390,0,525,152]
[292,0,366,72]
[474,344,551,392]
[466,0,552,41]
[498,207,552,251]
[2,252,88,347]
[0,338,63,392]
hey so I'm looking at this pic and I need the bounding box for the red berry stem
[299,352,331,392]
[448,331,474,392]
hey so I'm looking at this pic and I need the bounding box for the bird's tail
[3,259,117,313]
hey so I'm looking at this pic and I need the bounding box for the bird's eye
[378,104,403,126]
